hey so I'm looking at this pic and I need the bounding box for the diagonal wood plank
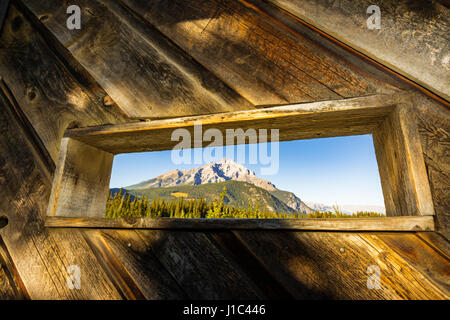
[233,230,449,299]
[0,98,123,299]
[0,262,19,299]
[119,0,397,104]
[0,235,28,300]
[0,2,129,162]
[265,0,450,101]
[0,5,126,299]
[136,229,267,299]
[84,229,187,299]
[376,233,450,293]
[416,232,450,259]
[45,228,125,299]
[205,230,294,299]
[21,0,253,118]
[358,233,449,299]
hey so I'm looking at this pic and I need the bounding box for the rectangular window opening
[107,135,386,220]
[44,96,435,231]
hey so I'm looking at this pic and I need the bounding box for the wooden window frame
[44,93,435,231]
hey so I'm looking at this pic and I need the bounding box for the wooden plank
[266,0,450,101]
[0,262,18,299]
[376,233,450,293]
[234,230,449,299]
[0,236,27,300]
[21,0,253,118]
[136,229,266,299]
[0,153,123,299]
[374,103,435,216]
[65,93,409,154]
[244,0,413,93]
[79,229,145,299]
[414,94,450,239]
[358,233,450,299]
[205,231,294,299]
[120,0,386,105]
[0,76,64,298]
[416,232,450,259]
[0,79,54,188]
[0,2,129,162]
[0,5,124,299]
[43,228,125,299]
[44,216,435,232]
[47,138,113,218]
[84,229,187,300]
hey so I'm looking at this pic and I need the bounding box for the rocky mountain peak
[127,158,276,191]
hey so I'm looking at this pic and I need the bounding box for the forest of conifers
[105,188,385,219]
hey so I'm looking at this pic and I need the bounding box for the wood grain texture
[136,229,266,299]
[414,94,450,239]
[204,230,294,299]
[0,0,448,301]
[0,3,128,299]
[0,236,27,299]
[0,86,122,299]
[84,229,187,299]
[119,0,390,106]
[373,103,435,216]
[47,138,113,218]
[0,261,19,299]
[0,3,129,162]
[43,228,125,299]
[0,79,54,188]
[267,0,450,101]
[244,0,413,92]
[65,93,408,154]
[234,231,449,299]
[376,233,450,293]
[44,216,435,232]
[416,232,450,260]
[21,0,253,118]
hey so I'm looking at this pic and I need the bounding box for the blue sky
[110,134,384,206]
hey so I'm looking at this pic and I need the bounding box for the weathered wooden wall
[0,0,448,299]
[415,94,450,239]
[250,0,450,238]
[266,0,450,100]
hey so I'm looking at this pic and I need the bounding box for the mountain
[306,202,334,213]
[270,190,313,213]
[127,158,277,191]
[306,202,386,215]
[121,159,313,214]
[126,180,297,214]
[112,159,384,215]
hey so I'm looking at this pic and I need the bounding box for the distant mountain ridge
[306,202,386,215]
[123,159,313,214]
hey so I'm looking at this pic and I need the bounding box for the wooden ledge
[45,216,435,231]
[64,93,412,154]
